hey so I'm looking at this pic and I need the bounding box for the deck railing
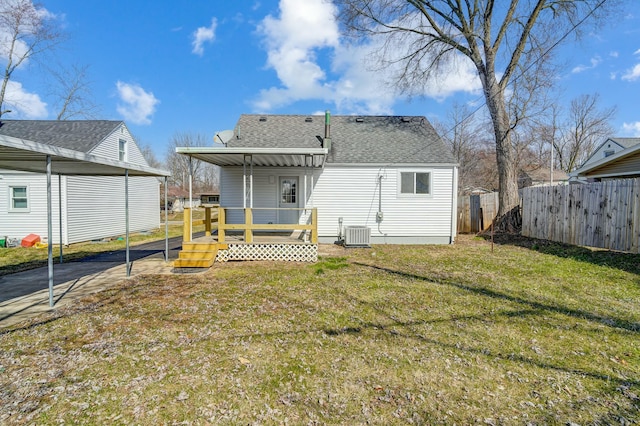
[182,206,318,244]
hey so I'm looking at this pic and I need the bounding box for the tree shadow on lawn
[478,232,640,277]
[338,263,640,391]
[353,262,640,335]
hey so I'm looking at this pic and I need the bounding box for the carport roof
[0,134,170,176]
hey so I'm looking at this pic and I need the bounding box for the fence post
[205,206,212,237]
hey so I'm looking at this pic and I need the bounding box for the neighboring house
[518,167,569,188]
[199,192,220,205]
[580,137,640,168]
[571,141,640,182]
[0,120,161,244]
[180,114,458,244]
[168,186,200,212]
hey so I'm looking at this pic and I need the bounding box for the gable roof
[609,137,640,149]
[227,114,455,165]
[571,142,640,179]
[0,119,123,153]
[0,120,170,177]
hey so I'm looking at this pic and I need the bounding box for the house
[199,192,220,205]
[0,120,162,245]
[179,113,458,244]
[570,141,640,182]
[167,186,200,212]
[518,166,569,188]
[580,137,640,168]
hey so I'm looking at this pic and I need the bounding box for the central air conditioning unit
[344,226,371,247]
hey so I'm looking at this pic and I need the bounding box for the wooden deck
[175,207,318,268]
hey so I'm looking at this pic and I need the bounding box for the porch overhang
[175,147,328,167]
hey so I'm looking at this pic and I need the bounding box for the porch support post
[244,208,253,243]
[242,155,247,209]
[218,206,226,243]
[58,174,63,264]
[205,206,211,237]
[125,169,131,277]
[188,156,193,240]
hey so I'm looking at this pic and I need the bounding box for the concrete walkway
[0,236,198,329]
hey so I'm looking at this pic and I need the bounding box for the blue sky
[5,0,640,160]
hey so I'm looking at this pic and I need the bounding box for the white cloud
[622,63,640,81]
[116,81,159,125]
[191,18,217,56]
[634,48,640,55]
[3,80,47,118]
[253,0,480,114]
[0,1,58,68]
[571,56,602,74]
[610,51,619,58]
[622,121,640,136]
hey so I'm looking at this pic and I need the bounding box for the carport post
[164,176,169,262]
[125,169,130,277]
[58,174,63,264]
[47,155,54,307]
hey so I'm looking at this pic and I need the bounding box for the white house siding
[88,124,147,166]
[0,170,68,244]
[220,165,456,244]
[313,165,455,244]
[66,176,160,244]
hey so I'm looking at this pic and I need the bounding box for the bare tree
[139,143,163,169]
[166,132,219,193]
[336,0,615,229]
[48,63,100,120]
[435,102,488,193]
[0,0,61,117]
[554,93,616,172]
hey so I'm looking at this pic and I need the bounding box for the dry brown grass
[1,235,639,424]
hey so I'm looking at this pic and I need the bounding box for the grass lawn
[1,235,638,424]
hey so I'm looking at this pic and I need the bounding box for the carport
[0,133,171,308]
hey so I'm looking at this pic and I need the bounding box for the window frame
[118,139,127,162]
[9,185,30,212]
[398,170,432,197]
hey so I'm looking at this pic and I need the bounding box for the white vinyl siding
[89,124,147,166]
[66,176,160,244]
[0,171,67,244]
[220,164,456,242]
[314,166,454,239]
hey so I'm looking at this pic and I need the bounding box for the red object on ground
[21,234,41,247]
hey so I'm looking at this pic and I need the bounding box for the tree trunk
[482,72,521,232]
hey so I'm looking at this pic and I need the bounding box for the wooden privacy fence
[521,178,640,253]
[457,192,499,233]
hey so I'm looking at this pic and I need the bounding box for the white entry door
[278,176,299,224]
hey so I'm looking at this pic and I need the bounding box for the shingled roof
[609,137,640,149]
[227,114,455,165]
[0,120,123,153]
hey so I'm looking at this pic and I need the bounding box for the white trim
[397,170,433,198]
[8,184,30,212]
[571,142,640,177]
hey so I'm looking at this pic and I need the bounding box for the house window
[400,172,431,195]
[119,139,127,161]
[604,150,614,158]
[9,186,29,211]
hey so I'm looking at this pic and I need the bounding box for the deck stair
[174,242,228,268]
